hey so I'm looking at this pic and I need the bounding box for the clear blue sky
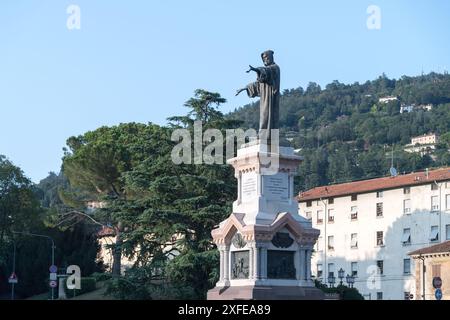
[0,0,449,183]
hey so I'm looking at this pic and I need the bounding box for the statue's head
[261,50,274,66]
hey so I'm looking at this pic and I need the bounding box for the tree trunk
[112,224,123,277]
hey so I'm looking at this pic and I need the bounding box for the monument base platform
[207,285,325,300]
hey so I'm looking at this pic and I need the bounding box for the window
[317,210,323,224]
[402,228,411,245]
[328,209,335,222]
[317,264,323,278]
[351,262,358,277]
[430,226,439,242]
[376,231,384,246]
[403,199,411,214]
[403,259,411,274]
[328,236,335,251]
[376,191,383,198]
[305,211,312,220]
[431,196,439,211]
[432,264,441,277]
[377,292,383,300]
[404,187,411,194]
[328,198,334,204]
[306,200,312,207]
[446,194,450,210]
[431,183,439,191]
[328,263,335,278]
[351,206,358,220]
[376,260,384,275]
[351,194,358,201]
[351,233,358,248]
[446,224,450,240]
[376,203,383,217]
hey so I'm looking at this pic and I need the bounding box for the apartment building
[298,167,450,300]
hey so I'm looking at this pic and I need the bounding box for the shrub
[64,277,97,298]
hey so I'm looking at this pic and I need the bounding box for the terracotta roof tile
[409,240,450,256]
[298,167,450,202]
[97,226,116,237]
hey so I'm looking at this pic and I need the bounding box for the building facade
[298,168,450,300]
[411,133,439,146]
[409,240,450,300]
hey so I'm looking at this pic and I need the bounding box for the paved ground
[25,281,116,300]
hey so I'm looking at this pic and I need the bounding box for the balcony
[350,213,358,220]
[317,218,323,224]
[328,216,335,223]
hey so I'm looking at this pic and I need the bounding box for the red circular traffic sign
[433,277,442,289]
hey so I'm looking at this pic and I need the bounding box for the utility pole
[419,255,426,300]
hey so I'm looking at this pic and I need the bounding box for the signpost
[9,273,18,300]
[49,265,58,299]
[433,276,443,300]
[435,288,443,300]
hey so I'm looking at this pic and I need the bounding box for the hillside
[228,72,450,192]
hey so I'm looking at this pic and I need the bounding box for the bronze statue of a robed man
[236,50,280,142]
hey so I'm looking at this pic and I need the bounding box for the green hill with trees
[228,72,450,191]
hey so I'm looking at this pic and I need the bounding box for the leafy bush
[315,280,364,300]
[91,272,112,282]
[64,277,97,298]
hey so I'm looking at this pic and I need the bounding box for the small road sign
[49,280,58,288]
[49,265,58,273]
[50,273,57,281]
[433,277,442,289]
[435,288,443,300]
[8,273,18,284]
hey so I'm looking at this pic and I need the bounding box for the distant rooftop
[298,167,450,202]
[409,240,450,256]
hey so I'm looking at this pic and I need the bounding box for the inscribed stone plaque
[231,251,250,279]
[263,173,289,202]
[267,250,296,279]
[242,172,257,200]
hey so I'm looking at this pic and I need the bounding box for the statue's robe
[246,63,280,142]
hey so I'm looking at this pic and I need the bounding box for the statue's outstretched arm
[246,65,261,76]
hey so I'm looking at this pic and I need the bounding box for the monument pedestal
[207,142,324,300]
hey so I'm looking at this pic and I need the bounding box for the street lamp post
[328,274,336,288]
[12,231,56,300]
[11,240,16,300]
[346,274,355,288]
[338,268,345,286]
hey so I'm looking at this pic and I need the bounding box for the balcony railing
[351,213,358,220]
